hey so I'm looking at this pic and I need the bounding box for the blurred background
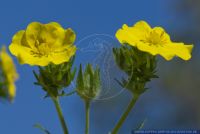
[0,0,199,134]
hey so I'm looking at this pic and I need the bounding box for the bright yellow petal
[156,46,175,60]
[10,43,50,66]
[42,22,66,47]
[9,30,26,56]
[0,46,18,100]
[133,20,151,32]
[0,47,18,79]
[64,28,76,45]
[116,20,193,61]
[9,22,76,66]
[50,46,76,64]
[8,83,16,100]
[136,41,193,60]
[12,30,25,45]
[150,27,171,43]
[116,24,141,46]
[136,42,159,55]
[116,21,151,46]
[18,53,50,66]
[25,22,42,48]
[46,22,63,29]
[185,45,193,53]
[164,43,193,60]
[136,42,175,60]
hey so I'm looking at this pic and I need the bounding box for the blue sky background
[0,0,200,134]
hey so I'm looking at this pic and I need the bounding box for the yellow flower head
[9,22,76,66]
[0,46,18,100]
[116,21,193,60]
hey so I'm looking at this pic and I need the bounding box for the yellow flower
[0,46,18,100]
[9,22,76,66]
[115,21,193,60]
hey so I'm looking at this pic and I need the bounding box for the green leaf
[86,64,94,96]
[135,119,146,130]
[77,64,84,91]
[33,70,39,82]
[34,123,51,134]
[114,78,124,88]
[71,67,77,81]
[61,90,77,97]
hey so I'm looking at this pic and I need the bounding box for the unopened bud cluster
[113,46,157,95]
[33,58,76,98]
[76,64,101,102]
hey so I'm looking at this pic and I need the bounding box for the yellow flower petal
[10,43,50,66]
[64,28,76,45]
[25,22,42,48]
[115,20,194,61]
[8,83,16,100]
[9,22,77,66]
[42,22,66,47]
[133,20,151,32]
[9,30,26,56]
[50,46,76,65]
[0,46,18,100]
[150,27,171,44]
[116,21,151,46]
[165,43,193,60]
[136,42,174,60]
[115,25,141,46]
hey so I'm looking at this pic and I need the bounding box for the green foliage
[135,119,146,130]
[33,57,76,98]
[76,64,101,102]
[34,123,51,134]
[113,45,158,95]
[0,65,9,100]
[0,84,6,99]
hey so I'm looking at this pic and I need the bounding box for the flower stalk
[52,96,69,134]
[33,59,76,134]
[85,101,91,134]
[112,46,158,133]
[76,64,101,134]
[111,95,139,134]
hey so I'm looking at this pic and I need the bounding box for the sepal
[33,57,76,98]
[76,64,101,102]
[113,45,158,95]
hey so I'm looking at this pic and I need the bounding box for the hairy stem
[85,101,90,134]
[111,95,139,134]
[52,97,69,134]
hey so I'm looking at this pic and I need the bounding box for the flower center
[148,32,162,45]
[142,30,169,47]
[31,40,53,57]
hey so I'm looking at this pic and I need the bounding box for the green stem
[111,95,139,134]
[52,97,69,134]
[85,101,90,134]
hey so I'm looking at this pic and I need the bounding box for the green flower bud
[76,64,101,102]
[33,57,76,98]
[113,45,158,95]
